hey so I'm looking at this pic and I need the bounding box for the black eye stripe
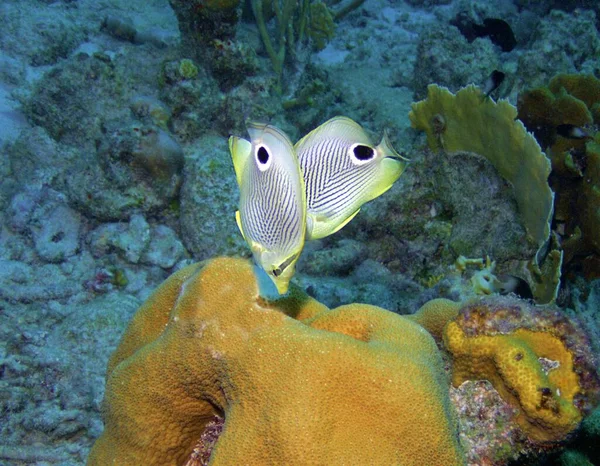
[257,146,269,164]
[353,145,374,161]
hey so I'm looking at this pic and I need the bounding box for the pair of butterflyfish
[229,116,409,295]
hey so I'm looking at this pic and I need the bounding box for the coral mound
[88,257,464,465]
[443,296,600,444]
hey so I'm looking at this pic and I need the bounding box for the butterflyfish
[295,116,409,240]
[229,122,306,295]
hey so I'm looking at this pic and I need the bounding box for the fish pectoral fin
[229,136,252,186]
[235,210,246,241]
[308,209,361,240]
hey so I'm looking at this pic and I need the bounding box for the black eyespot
[257,146,269,164]
[353,145,374,161]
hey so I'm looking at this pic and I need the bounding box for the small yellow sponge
[88,257,464,465]
[443,296,600,443]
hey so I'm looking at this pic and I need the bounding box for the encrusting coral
[442,296,600,444]
[88,257,465,465]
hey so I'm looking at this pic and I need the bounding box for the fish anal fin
[307,209,361,240]
[332,209,360,234]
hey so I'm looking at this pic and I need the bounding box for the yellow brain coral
[88,257,464,465]
[442,296,600,443]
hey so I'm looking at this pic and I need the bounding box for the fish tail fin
[379,129,410,170]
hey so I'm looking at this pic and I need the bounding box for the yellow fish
[229,122,306,295]
[295,116,409,240]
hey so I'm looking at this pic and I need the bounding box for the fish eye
[258,146,269,164]
[255,144,273,171]
[349,143,375,164]
[272,267,282,277]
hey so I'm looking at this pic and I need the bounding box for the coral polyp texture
[442,296,600,444]
[87,257,464,465]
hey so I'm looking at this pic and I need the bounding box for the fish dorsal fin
[229,136,252,186]
[307,208,361,240]
[295,116,372,151]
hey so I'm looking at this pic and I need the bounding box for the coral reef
[410,84,560,303]
[518,73,600,280]
[88,257,464,465]
[443,296,600,443]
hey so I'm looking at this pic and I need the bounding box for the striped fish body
[295,116,409,240]
[229,122,306,294]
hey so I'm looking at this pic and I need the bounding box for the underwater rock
[101,15,137,43]
[300,239,367,276]
[0,256,93,303]
[141,225,186,269]
[167,0,242,59]
[0,1,85,66]
[283,64,341,136]
[430,150,535,261]
[8,188,43,234]
[209,39,259,91]
[412,26,498,99]
[88,216,185,270]
[213,81,283,137]
[98,124,183,200]
[66,124,183,220]
[26,54,130,147]
[517,9,600,86]
[159,59,222,141]
[7,127,78,186]
[179,135,248,259]
[7,186,81,263]
[0,292,140,463]
[404,0,451,5]
[32,204,81,263]
[130,95,171,130]
[88,214,151,264]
